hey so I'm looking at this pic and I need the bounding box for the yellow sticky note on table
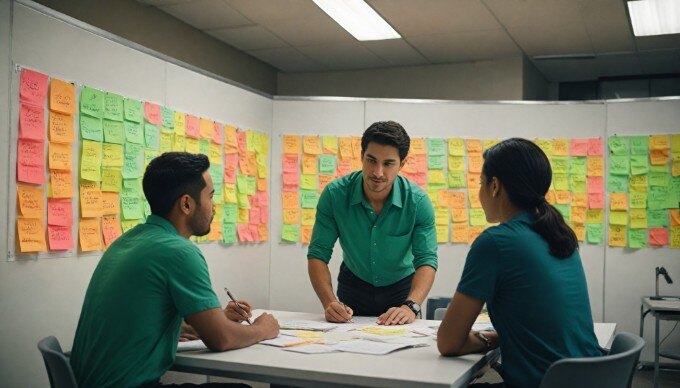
[17,218,47,252]
[452,224,468,243]
[608,225,627,247]
[79,218,101,252]
[48,142,72,170]
[303,136,322,155]
[410,138,426,155]
[339,137,353,160]
[436,224,449,243]
[435,207,449,226]
[609,211,628,226]
[587,157,604,177]
[282,208,300,225]
[301,208,316,226]
[630,209,647,229]
[283,135,301,154]
[451,208,468,223]
[448,138,465,156]
[553,139,569,156]
[360,327,408,336]
[586,209,604,224]
[17,185,44,218]
[650,135,670,150]
[609,193,628,210]
[322,136,338,154]
[80,182,103,218]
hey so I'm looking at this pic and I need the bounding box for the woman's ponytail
[533,200,578,259]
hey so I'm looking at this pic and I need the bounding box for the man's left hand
[225,300,253,322]
[377,305,416,325]
[179,321,199,341]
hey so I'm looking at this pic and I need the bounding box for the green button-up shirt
[308,171,438,287]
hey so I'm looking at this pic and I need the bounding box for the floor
[473,367,680,387]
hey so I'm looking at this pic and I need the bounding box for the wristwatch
[403,300,422,318]
[476,331,492,350]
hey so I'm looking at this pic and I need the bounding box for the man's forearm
[405,265,436,305]
[308,258,337,307]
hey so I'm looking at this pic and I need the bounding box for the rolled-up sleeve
[307,187,339,263]
[411,194,438,270]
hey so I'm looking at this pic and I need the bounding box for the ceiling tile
[507,22,593,56]
[247,47,324,73]
[367,0,502,36]
[160,0,252,29]
[484,0,584,27]
[207,25,289,51]
[407,29,520,63]
[225,0,323,23]
[639,49,680,74]
[362,39,430,66]
[578,0,635,53]
[264,15,354,46]
[297,43,389,70]
[635,34,680,51]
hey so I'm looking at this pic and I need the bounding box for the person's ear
[399,156,407,169]
[492,177,500,198]
[179,194,192,215]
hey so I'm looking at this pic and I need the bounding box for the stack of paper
[280,320,338,332]
[334,339,427,355]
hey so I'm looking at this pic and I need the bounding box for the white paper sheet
[177,340,208,352]
[334,339,418,355]
[279,320,338,332]
[282,344,338,354]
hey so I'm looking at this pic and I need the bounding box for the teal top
[308,171,438,286]
[70,215,221,388]
[457,211,601,388]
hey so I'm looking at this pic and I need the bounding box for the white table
[172,310,616,388]
[640,297,680,388]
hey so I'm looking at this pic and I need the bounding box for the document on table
[260,335,319,347]
[177,340,208,352]
[280,320,338,331]
[334,339,423,355]
[282,344,337,354]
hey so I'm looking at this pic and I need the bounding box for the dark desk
[640,297,680,388]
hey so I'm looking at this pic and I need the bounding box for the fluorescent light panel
[628,0,680,36]
[313,0,401,41]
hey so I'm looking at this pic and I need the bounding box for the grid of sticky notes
[606,135,680,249]
[15,68,270,254]
[280,135,607,246]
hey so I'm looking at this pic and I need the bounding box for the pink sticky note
[144,102,161,125]
[571,139,589,156]
[412,172,427,188]
[282,154,299,173]
[19,103,45,141]
[250,206,261,225]
[47,198,73,227]
[213,122,224,145]
[185,115,199,138]
[17,139,45,184]
[588,193,604,209]
[249,195,259,208]
[587,176,604,194]
[337,160,352,177]
[48,225,73,251]
[414,155,428,173]
[237,223,253,242]
[258,192,269,207]
[224,154,237,184]
[248,224,260,242]
[283,184,298,192]
[282,172,300,186]
[649,228,669,246]
[236,131,248,154]
[20,69,48,106]
[260,205,269,224]
[587,138,603,156]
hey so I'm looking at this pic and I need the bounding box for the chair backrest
[538,332,645,388]
[434,307,447,320]
[37,336,78,388]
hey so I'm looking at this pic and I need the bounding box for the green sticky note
[124,120,144,144]
[554,204,570,221]
[144,149,158,167]
[103,119,125,144]
[650,164,669,174]
[210,164,223,195]
[649,170,670,187]
[221,223,236,244]
[318,154,337,175]
[648,187,669,210]
[647,209,668,227]
[161,107,174,128]
[199,139,211,156]
[122,143,143,179]
[630,136,649,155]
[301,190,318,209]
[609,156,630,175]
[551,157,568,174]
[628,228,647,248]
[630,155,648,176]
[670,176,680,204]
[629,192,647,209]
[237,193,250,209]
[144,122,160,150]
[80,86,104,118]
[236,175,248,193]
[428,155,445,170]
[553,174,569,190]
[246,176,256,195]
[281,224,300,242]
[448,172,466,188]
[610,211,628,226]
[80,115,103,141]
[608,174,629,193]
[570,157,586,175]
[469,208,486,226]
[608,136,629,156]
[104,92,124,122]
[586,224,603,244]
[101,168,122,192]
[123,178,140,191]
[222,204,238,224]
[121,187,143,220]
[427,139,446,156]
[123,98,142,123]
[569,174,586,193]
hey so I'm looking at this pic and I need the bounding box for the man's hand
[377,305,415,325]
[324,300,353,323]
[225,300,253,322]
[179,321,199,342]
[253,313,280,340]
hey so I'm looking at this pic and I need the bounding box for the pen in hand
[224,287,252,325]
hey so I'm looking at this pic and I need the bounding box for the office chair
[37,336,78,388]
[538,332,645,388]
[434,307,447,320]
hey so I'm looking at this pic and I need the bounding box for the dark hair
[361,121,410,161]
[482,138,578,259]
[143,152,210,217]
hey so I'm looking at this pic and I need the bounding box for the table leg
[654,316,659,388]
[640,304,645,338]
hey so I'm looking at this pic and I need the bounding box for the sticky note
[609,156,630,175]
[334,137,352,160]
[570,157,586,175]
[300,174,317,191]
[468,155,483,174]
[448,172,465,188]
[185,114,200,139]
[102,216,122,247]
[555,190,570,204]
[629,209,647,229]
[121,189,143,220]
[608,136,629,156]
[144,122,160,150]
[435,224,448,243]
[552,139,569,156]
[122,98,142,123]
[572,223,585,241]
[282,192,299,209]
[318,155,337,175]
[609,193,628,210]
[648,187,668,210]
[551,157,568,174]
[318,174,333,193]
[143,102,161,125]
[586,209,604,224]
[571,206,586,224]
[468,189,482,208]
[629,175,648,193]
[428,170,446,187]
[570,174,586,193]
[553,174,569,190]
[572,192,587,208]
[629,228,647,248]
[198,118,213,139]
[586,157,604,177]
[49,170,73,198]
[17,185,44,218]
[17,139,45,184]
[451,224,468,243]
[649,228,669,246]
[46,198,72,227]
[649,169,669,187]
[101,168,122,193]
[650,149,669,165]
[20,68,48,106]
[468,226,484,244]
[47,225,73,251]
[79,115,103,142]
[407,138,424,155]
[297,225,311,244]
[80,86,105,119]
[122,143,143,179]
[534,139,553,158]
[609,211,628,226]
[570,139,588,156]
[17,218,47,252]
[303,136,322,155]
[301,154,317,174]
[647,210,668,228]
[281,224,300,242]
[554,204,570,221]
[587,138,604,156]
[19,103,45,141]
[448,138,465,156]
[435,207,449,226]
[79,218,102,252]
[102,92,124,122]
[671,209,680,227]
[629,192,647,209]
[630,136,649,156]
[586,224,603,244]
[80,182,102,218]
[101,192,120,216]
[608,225,626,247]
[629,155,648,176]
[469,208,486,226]
[607,175,628,193]
[49,110,74,143]
[48,78,75,115]
[300,190,318,209]
[427,138,446,156]
[649,135,670,150]
[80,140,102,182]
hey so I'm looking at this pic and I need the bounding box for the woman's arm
[437,291,499,356]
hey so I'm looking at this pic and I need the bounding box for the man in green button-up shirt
[308,121,438,326]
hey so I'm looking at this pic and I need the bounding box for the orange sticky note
[257,178,267,192]
[283,135,301,154]
[546,190,556,205]
[48,225,73,251]
[282,192,299,209]
[587,157,604,177]
[101,192,120,216]
[80,182,103,218]
[303,136,322,155]
[199,118,214,139]
[553,139,569,156]
[49,111,75,144]
[450,192,466,209]
[207,221,222,242]
[451,208,468,223]
[49,170,73,198]
[224,125,238,153]
[467,139,483,155]
[452,224,468,243]
[555,190,571,205]
[467,174,480,188]
[47,198,72,227]
[49,78,75,115]
[649,135,670,150]
[318,174,333,193]
[608,225,627,247]
[572,193,587,208]
[339,137,353,160]
[17,218,47,252]
[102,216,122,247]
[258,224,269,242]
[352,137,362,157]
[410,139,426,155]
[17,185,44,218]
[468,226,485,244]
[572,224,585,241]
[571,206,586,224]
[468,189,481,208]
[649,228,669,246]
[79,218,102,252]
[302,154,318,174]
[671,210,680,227]
[468,155,483,174]
[301,225,313,244]
[48,142,72,170]
[609,193,628,210]
[650,149,669,165]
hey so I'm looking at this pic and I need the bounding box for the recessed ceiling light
[628,0,680,36]
[313,0,401,41]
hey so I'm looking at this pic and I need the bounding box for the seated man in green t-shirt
[70,152,279,388]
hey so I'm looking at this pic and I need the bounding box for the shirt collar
[350,174,403,209]
[145,214,180,235]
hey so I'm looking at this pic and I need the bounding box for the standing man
[70,152,279,388]
[308,121,438,325]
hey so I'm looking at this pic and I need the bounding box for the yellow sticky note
[630,209,647,229]
[360,326,409,336]
[322,136,338,154]
[570,206,586,224]
[282,208,300,225]
[671,226,680,249]
[586,209,604,224]
[199,118,214,139]
[80,182,103,218]
[102,143,124,168]
[609,193,628,211]
[339,137,353,160]
[452,224,468,243]
[552,174,569,190]
[301,208,316,226]
[17,218,47,252]
[629,175,648,193]
[436,224,449,243]
[608,225,627,247]
[79,218,102,252]
[410,138,426,155]
[48,142,72,170]
[673,161,680,177]
[238,208,249,223]
[224,184,237,204]
[303,136,322,155]
[469,208,486,226]
[435,207,449,226]
[572,223,585,242]
[555,190,571,205]
[572,193,587,208]
[210,144,223,165]
[468,189,481,208]
[587,157,604,177]
[160,132,173,153]
[181,138,198,154]
[448,138,465,156]
[534,139,554,158]
[609,211,628,226]
[81,140,102,182]
[429,170,446,186]
[649,135,670,150]
[448,156,465,172]
[174,112,186,135]
[553,139,569,156]
[300,174,317,190]
[173,134,186,152]
[224,125,238,153]
[482,139,500,151]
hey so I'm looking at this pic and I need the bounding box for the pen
[224,287,252,325]
[340,302,354,323]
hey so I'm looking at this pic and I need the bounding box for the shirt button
[373,225,376,228]
[373,243,377,246]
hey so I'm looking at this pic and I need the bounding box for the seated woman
[437,138,602,388]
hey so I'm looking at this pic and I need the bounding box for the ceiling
[137,0,680,82]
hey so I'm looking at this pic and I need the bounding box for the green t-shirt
[70,215,220,388]
[457,212,601,388]
[308,171,438,286]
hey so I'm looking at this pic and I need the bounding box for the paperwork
[177,340,207,352]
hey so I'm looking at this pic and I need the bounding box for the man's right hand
[325,300,354,323]
[253,312,280,340]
